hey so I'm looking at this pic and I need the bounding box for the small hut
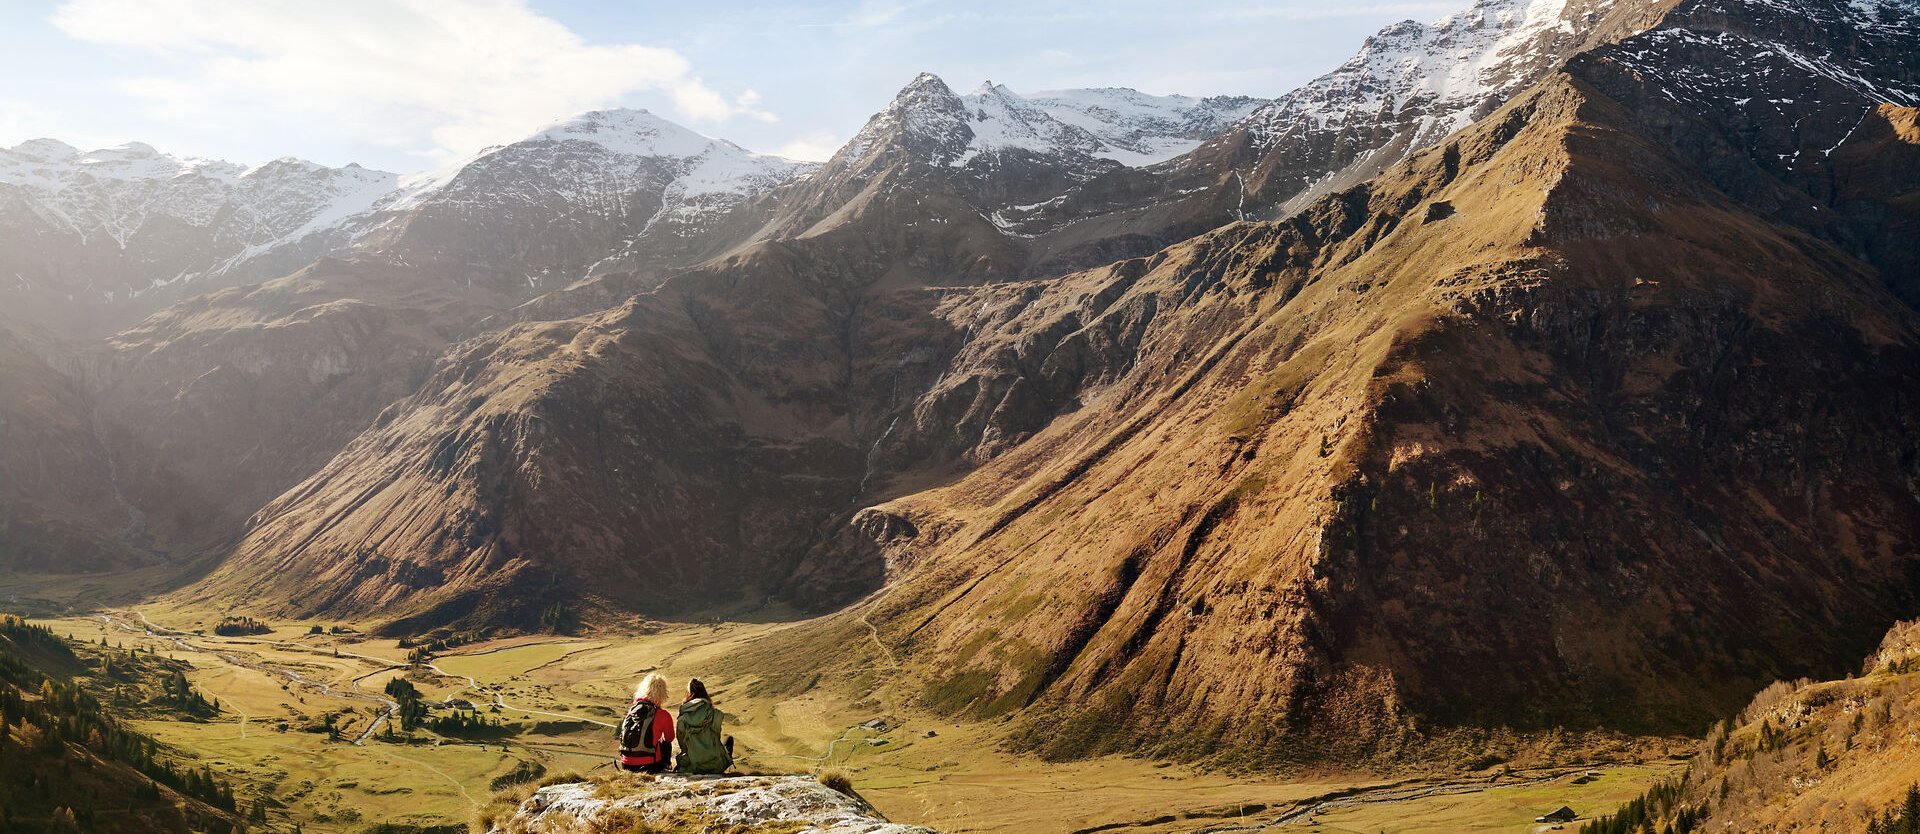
[1535,806,1578,823]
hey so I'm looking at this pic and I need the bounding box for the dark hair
[687,678,711,702]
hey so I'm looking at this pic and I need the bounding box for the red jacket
[617,699,675,767]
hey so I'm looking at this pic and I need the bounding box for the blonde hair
[634,673,668,704]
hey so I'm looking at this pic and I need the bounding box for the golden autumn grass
[37,608,1683,833]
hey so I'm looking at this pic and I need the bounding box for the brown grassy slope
[1596,619,1920,831]
[829,67,1920,766]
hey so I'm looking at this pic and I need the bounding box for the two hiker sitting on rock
[617,673,734,774]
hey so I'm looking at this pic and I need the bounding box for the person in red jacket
[617,673,676,772]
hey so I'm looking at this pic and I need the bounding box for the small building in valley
[1536,806,1578,823]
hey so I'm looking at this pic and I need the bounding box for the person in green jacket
[675,678,734,774]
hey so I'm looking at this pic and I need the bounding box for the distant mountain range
[1,0,1916,780]
[0,88,1263,336]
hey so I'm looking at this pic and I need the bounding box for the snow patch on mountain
[1,108,815,308]
[960,82,1262,166]
[0,138,398,253]
[1025,87,1263,165]
[1583,0,1919,174]
[389,109,808,212]
[1242,0,1599,153]
[845,73,1264,170]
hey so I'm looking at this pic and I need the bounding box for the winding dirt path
[384,751,479,812]
[760,604,903,766]
[420,658,616,729]
[858,608,899,668]
[99,612,402,744]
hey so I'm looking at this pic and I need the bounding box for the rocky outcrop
[486,777,936,834]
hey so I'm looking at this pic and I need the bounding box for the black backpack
[618,699,659,757]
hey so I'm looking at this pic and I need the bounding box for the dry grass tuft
[593,771,656,798]
[473,780,537,833]
[587,806,654,834]
[536,771,587,788]
[814,767,854,796]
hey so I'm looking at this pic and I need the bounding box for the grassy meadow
[31,608,1684,833]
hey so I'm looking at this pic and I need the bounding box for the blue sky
[0,1,1463,172]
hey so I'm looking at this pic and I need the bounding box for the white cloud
[49,0,776,162]
[773,131,845,163]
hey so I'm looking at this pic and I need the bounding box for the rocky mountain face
[815,0,1920,763]
[1572,0,1920,303]
[1000,0,1681,274]
[0,140,396,334]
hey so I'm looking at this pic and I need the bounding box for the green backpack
[675,699,733,774]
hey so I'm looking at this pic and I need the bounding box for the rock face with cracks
[488,777,937,834]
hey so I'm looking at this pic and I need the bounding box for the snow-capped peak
[2,107,827,315]
[525,108,744,160]
[843,72,1265,169]
[49,142,245,184]
[9,138,79,161]
[1023,87,1264,165]
[959,81,1106,163]
[391,107,810,211]
[1240,0,1596,152]
[0,139,397,245]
